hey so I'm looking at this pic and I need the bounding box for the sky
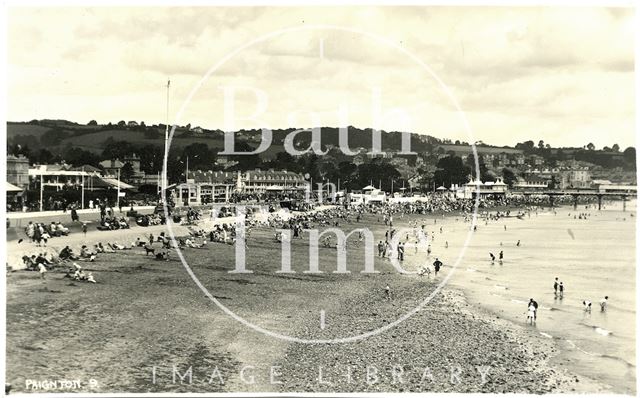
[7,6,636,149]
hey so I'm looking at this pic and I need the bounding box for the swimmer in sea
[599,296,609,312]
[489,253,495,264]
[516,240,521,247]
[553,277,559,298]
[583,300,592,313]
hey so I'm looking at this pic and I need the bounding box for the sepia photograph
[2,1,638,396]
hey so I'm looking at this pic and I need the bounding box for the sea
[415,200,637,393]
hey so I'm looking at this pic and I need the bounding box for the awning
[6,182,23,192]
[436,186,447,191]
[97,177,135,190]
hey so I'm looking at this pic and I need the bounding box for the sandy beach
[5,205,624,394]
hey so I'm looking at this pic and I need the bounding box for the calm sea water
[412,201,637,393]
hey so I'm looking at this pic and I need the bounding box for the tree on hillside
[586,143,595,151]
[182,143,215,171]
[101,139,136,160]
[433,155,471,187]
[120,163,135,182]
[465,155,493,181]
[144,128,160,139]
[515,140,535,154]
[228,141,262,171]
[612,144,620,152]
[62,147,100,167]
[40,129,70,147]
[502,168,517,188]
[8,143,31,159]
[117,120,126,127]
[35,148,58,164]
[623,147,635,164]
[88,120,98,126]
[355,160,400,192]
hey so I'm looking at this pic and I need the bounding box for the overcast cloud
[7,6,636,148]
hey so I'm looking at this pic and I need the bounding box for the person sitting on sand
[80,245,96,259]
[56,222,69,236]
[86,272,97,283]
[155,250,170,261]
[22,255,35,270]
[59,246,79,261]
[384,284,391,300]
[419,265,431,277]
[35,253,52,268]
[73,269,85,281]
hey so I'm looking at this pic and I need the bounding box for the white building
[349,185,387,204]
[462,177,507,199]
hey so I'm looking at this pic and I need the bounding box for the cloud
[6,6,636,148]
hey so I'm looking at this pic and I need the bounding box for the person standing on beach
[71,207,79,222]
[489,253,495,264]
[583,300,592,313]
[553,277,559,297]
[433,258,442,276]
[82,223,87,237]
[38,262,47,280]
[499,250,504,264]
[528,298,539,320]
[384,284,391,300]
[559,282,564,299]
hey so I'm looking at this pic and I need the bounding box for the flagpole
[81,166,85,209]
[162,79,170,202]
[117,167,120,210]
